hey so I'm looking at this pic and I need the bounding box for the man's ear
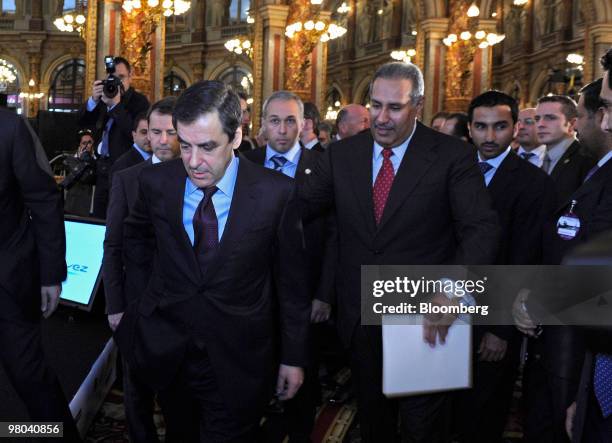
[231,126,243,150]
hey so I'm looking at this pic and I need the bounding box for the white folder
[382,314,472,397]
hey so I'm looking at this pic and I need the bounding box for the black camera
[60,151,97,190]
[101,55,122,99]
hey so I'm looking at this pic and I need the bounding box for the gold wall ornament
[284,0,346,96]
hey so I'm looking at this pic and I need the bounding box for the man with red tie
[300,62,499,442]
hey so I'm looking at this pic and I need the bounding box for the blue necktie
[520,152,536,161]
[479,162,493,175]
[100,117,114,157]
[594,353,612,418]
[270,155,288,171]
[584,165,600,183]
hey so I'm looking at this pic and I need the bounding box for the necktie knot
[520,152,535,160]
[199,186,218,201]
[382,148,394,160]
[479,162,493,174]
[270,155,288,170]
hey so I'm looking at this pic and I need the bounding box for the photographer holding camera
[78,56,149,219]
[63,129,98,216]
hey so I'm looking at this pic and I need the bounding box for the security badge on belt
[557,200,580,240]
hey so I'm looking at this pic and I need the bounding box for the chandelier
[0,59,17,85]
[53,0,87,38]
[390,49,417,64]
[442,3,505,49]
[285,0,347,42]
[19,79,44,100]
[122,0,191,16]
[225,38,252,57]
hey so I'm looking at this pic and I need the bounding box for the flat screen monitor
[61,216,106,311]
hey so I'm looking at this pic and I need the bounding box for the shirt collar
[518,144,546,157]
[546,137,575,162]
[133,143,151,159]
[186,156,239,197]
[152,154,161,164]
[265,141,301,164]
[598,150,612,168]
[478,146,512,169]
[303,137,318,150]
[373,122,417,160]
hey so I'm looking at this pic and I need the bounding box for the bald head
[516,108,540,150]
[336,104,371,139]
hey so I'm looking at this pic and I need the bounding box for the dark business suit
[309,141,325,153]
[457,151,557,443]
[109,145,148,186]
[526,155,612,443]
[244,146,335,441]
[0,110,79,440]
[78,87,150,218]
[548,140,595,207]
[117,158,311,439]
[300,123,499,442]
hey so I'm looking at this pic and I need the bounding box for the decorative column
[87,0,123,91]
[251,4,290,135]
[419,18,449,123]
[583,24,612,83]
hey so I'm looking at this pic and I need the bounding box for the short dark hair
[468,90,519,124]
[318,122,332,133]
[446,112,470,140]
[304,102,321,136]
[537,95,578,120]
[147,96,177,122]
[114,56,131,73]
[579,79,604,116]
[601,47,612,88]
[237,91,248,102]
[431,111,450,124]
[132,111,148,132]
[173,80,242,142]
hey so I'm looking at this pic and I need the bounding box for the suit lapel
[349,133,377,235]
[550,140,579,180]
[163,160,201,283]
[555,156,612,213]
[377,122,438,230]
[201,159,259,282]
[488,151,519,199]
[295,147,314,183]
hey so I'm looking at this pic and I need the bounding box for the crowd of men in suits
[2,47,612,443]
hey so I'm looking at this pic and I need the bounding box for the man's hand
[478,332,508,362]
[513,289,538,337]
[108,312,124,331]
[276,364,304,401]
[422,292,458,347]
[311,299,331,323]
[41,284,62,319]
[91,80,104,102]
[566,401,577,440]
[101,89,121,108]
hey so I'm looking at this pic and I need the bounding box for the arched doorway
[163,71,187,97]
[217,65,253,96]
[47,58,86,112]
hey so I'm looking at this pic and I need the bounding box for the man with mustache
[300,62,499,442]
[116,81,311,441]
[454,91,555,443]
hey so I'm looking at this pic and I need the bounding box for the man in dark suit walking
[103,97,182,443]
[454,91,556,443]
[301,102,325,152]
[244,90,335,442]
[0,109,79,440]
[300,62,499,443]
[535,95,594,205]
[109,112,151,184]
[117,81,311,441]
[516,78,612,443]
[78,56,150,218]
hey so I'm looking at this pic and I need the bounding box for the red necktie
[373,148,395,225]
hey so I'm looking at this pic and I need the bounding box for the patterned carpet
[85,367,523,442]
